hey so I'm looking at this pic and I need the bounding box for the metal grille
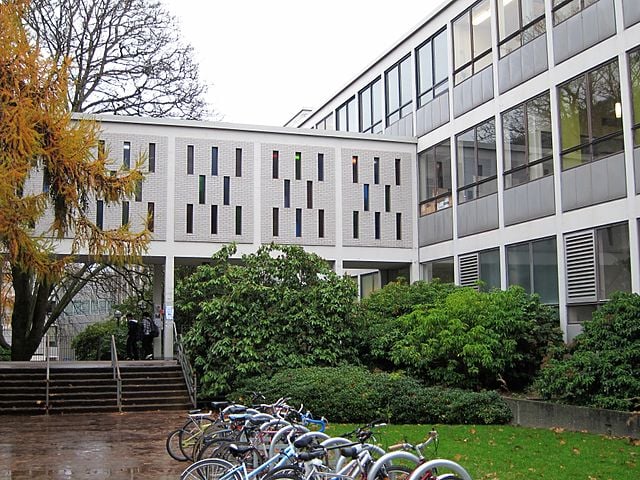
[565,230,597,303]
[459,253,479,288]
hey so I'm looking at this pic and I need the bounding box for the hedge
[231,366,512,425]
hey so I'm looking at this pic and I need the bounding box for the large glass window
[385,56,412,126]
[422,257,455,283]
[507,237,559,304]
[497,0,546,57]
[418,139,452,216]
[559,59,623,169]
[479,248,501,290]
[453,0,492,85]
[597,223,631,299]
[552,0,598,25]
[629,49,640,146]
[416,29,448,108]
[456,118,497,203]
[315,114,333,131]
[336,97,357,132]
[502,91,553,188]
[359,78,383,133]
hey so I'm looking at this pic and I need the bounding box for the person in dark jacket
[125,313,140,360]
[141,316,154,360]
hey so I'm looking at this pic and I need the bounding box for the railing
[174,323,197,408]
[45,333,50,413]
[110,335,122,412]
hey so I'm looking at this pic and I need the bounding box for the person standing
[141,315,154,360]
[125,313,140,360]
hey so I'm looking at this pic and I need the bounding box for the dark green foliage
[387,286,562,390]
[232,366,512,425]
[0,343,9,361]
[353,279,457,369]
[176,244,358,397]
[535,292,640,411]
[71,320,127,360]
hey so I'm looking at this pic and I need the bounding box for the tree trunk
[10,268,53,361]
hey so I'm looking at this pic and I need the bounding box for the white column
[152,263,163,360]
[163,255,175,360]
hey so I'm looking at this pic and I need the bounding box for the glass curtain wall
[453,0,492,84]
[552,0,598,25]
[385,56,412,126]
[630,49,640,146]
[457,118,497,203]
[502,91,553,187]
[497,0,546,57]
[418,139,452,215]
[559,59,623,169]
[416,29,448,107]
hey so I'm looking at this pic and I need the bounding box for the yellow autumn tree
[0,0,150,360]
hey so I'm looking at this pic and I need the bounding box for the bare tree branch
[26,0,213,120]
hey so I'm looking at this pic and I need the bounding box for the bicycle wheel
[181,458,240,480]
[262,465,305,480]
[167,428,189,462]
[375,465,412,480]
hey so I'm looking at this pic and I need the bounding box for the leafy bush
[0,343,9,361]
[389,286,562,390]
[72,320,127,360]
[353,279,457,369]
[535,292,640,411]
[232,366,512,425]
[177,244,359,397]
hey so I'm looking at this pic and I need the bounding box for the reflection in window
[363,184,370,211]
[336,97,357,132]
[359,78,383,133]
[479,248,500,290]
[385,56,412,126]
[199,175,205,204]
[453,0,492,85]
[502,91,553,188]
[552,0,598,25]
[456,118,497,203]
[419,139,452,216]
[597,223,631,300]
[272,151,279,179]
[315,114,334,130]
[507,237,559,304]
[629,49,640,146]
[148,143,156,172]
[416,28,448,107]
[497,0,546,57]
[422,257,455,282]
[559,59,623,169]
[124,142,131,169]
[148,202,155,232]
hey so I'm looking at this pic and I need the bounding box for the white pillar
[153,263,164,360]
[163,256,175,360]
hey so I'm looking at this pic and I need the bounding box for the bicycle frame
[219,444,298,480]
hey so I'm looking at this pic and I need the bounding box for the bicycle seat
[226,405,248,414]
[188,409,202,415]
[298,449,326,461]
[293,436,317,449]
[211,401,230,410]
[229,443,254,456]
[339,446,360,459]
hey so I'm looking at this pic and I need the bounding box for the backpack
[147,317,160,338]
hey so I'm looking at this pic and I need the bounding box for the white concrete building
[47,0,640,357]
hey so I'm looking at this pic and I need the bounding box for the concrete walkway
[0,410,189,479]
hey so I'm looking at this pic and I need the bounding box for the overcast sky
[162,0,442,127]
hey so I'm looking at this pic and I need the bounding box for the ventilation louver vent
[565,230,597,303]
[459,253,479,289]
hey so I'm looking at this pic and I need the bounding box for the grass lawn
[325,424,638,480]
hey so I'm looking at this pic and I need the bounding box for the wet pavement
[0,410,190,479]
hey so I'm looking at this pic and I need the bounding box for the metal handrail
[174,323,197,408]
[110,335,122,412]
[45,334,50,414]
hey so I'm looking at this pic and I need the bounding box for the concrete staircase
[0,361,193,414]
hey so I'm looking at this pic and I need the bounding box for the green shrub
[535,292,640,411]
[353,280,457,369]
[0,343,9,361]
[389,286,562,390]
[71,320,127,360]
[177,244,359,397]
[231,366,512,425]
